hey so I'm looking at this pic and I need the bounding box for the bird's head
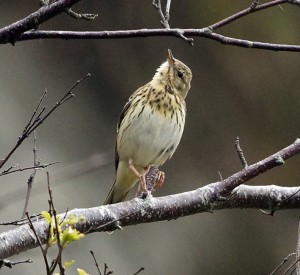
[153,49,192,100]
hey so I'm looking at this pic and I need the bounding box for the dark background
[1,1,300,274]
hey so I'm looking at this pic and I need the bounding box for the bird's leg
[128,159,147,193]
[153,171,165,190]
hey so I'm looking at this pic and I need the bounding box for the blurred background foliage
[0,1,300,274]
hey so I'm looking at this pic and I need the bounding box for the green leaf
[41,211,52,224]
[61,227,85,247]
[77,268,90,275]
[64,259,75,269]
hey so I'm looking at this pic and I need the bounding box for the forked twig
[152,0,194,45]
[0,73,90,171]
[39,0,98,21]
[270,252,296,275]
[152,0,170,28]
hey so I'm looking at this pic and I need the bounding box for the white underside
[117,103,184,170]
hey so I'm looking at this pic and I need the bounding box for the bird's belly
[117,104,184,168]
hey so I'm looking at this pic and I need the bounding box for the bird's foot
[153,171,165,190]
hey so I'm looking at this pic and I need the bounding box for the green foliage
[41,211,85,247]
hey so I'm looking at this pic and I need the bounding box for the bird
[103,49,192,205]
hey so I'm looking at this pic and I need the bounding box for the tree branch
[0,0,82,45]
[0,139,299,259]
[0,0,299,51]
[0,74,90,171]
[209,0,287,31]
[14,29,300,52]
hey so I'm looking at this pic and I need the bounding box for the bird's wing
[114,99,131,171]
[114,84,150,171]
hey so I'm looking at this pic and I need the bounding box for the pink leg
[129,159,148,194]
[153,171,165,190]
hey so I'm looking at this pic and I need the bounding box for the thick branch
[0,0,81,44]
[0,184,300,259]
[0,139,300,258]
[15,29,300,52]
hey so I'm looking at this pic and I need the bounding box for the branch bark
[0,139,299,259]
[13,29,300,52]
[0,0,81,44]
[0,0,300,51]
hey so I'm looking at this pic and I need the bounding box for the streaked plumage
[104,50,192,204]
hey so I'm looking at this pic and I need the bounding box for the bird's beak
[167,49,175,67]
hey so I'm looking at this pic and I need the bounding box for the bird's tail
[103,180,130,205]
[103,161,138,205]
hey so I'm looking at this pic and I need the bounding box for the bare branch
[26,212,51,274]
[0,258,33,269]
[216,139,300,197]
[152,0,170,28]
[0,162,58,176]
[209,0,287,31]
[1,183,300,259]
[15,29,300,52]
[39,0,98,21]
[235,137,248,168]
[65,8,98,20]
[0,139,299,259]
[0,0,300,51]
[132,267,145,275]
[0,73,90,171]
[0,214,42,226]
[0,0,82,45]
[270,253,296,275]
[90,250,102,275]
[297,221,300,274]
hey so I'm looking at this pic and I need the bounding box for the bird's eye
[177,71,183,78]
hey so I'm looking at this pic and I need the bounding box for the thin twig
[0,258,33,269]
[282,257,300,275]
[0,214,42,226]
[165,0,171,22]
[209,0,286,30]
[26,212,51,274]
[270,253,296,275]
[22,131,39,218]
[250,0,260,10]
[90,250,102,275]
[65,8,98,20]
[217,171,223,181]
[235,137,248,168]
[39,0,98,21]
[152,0,169,28]
[0,162,58,176]
[296,221,300,274]
[132,267,145,275]
[0,73,90,171]
[23,90,47,134]
[46,172,65,275]
[103,263,113,275]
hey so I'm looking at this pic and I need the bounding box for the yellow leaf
[41,211,52,224]
[64,259,75,268]
[61,227,85,247]
[77,268,90,275]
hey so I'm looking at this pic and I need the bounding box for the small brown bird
[104,50,192,204]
